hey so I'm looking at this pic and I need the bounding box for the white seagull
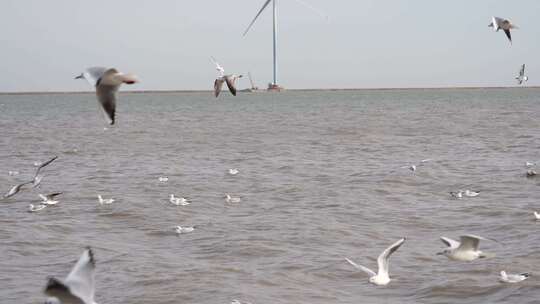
[29,204,47,212]
[228,168,239,175]
[499,271,531,283]
[225,194,241,203]
[533,211,540,220]
[174,226,195,234]
[402,159,431,172]
[463,190,480,197]
[437,235,495,261]
[39,192,62,205]
[489,16,518,44]
[75,67,139,125]
[169,194,190,206]
[44,247,97,304]
[516,64,528,85]
[211,57,243,97]
[97,195,114,205]
[158,176,169,182]
[345,238,406,286]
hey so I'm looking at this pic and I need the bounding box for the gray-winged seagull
[437,235,495,261]
[489,16,518,44]
[211,57,243,97]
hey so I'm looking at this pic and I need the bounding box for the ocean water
[1,88,539,304]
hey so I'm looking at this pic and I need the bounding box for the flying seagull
[211,57,243,97]
[499,271,531,283]
[516,64,528,85]
[75,67,139,125]
[3,180,33,199]
[32,156,58,187]
[489,16,518,44]
[44,247,97,304]
[39,192,62,205]
[437,235,495,261]
[345,238,406,286]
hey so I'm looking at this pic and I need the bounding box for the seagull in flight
[44,247,97,304]
[516,64,528,85]
[32,156,58,188]
[345,238,406,286]
[76,67,139,125]
[499,271,531,283]
[211,57,243,97]
[437,235,495,261]
[39,192,62,205]
[3,180,33,199]
[489,16,518,44]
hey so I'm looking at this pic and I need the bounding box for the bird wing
[82,67,108,87]
[96,82,119,125]
[35,156,58,177]
[440,236,460,249]
[64,248,96,304]
[459,235,485,251]
[214,78,225,97]
[345,258,376,277]
[520,64,525,77]
[44,277,86,304]
[243,0,272,36]
[225,75,238,96]
[46,192,63,200]
[377,238,405,276]
[504,29,512,43]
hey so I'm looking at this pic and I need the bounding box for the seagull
[75,67,139,125]
[3,180,33,198]
[169,194,190,206]
[401,159,430,172]
[463,190,480,197]
[499,271,531,283]
[489,16,518,44]
[211,57,243,97]
[437,235,495,261]
[158,176,169,182]
[39,192,62,205]
[450,191,463,199]
[516,64,528,85]
[44,247,97,304]
[228,168,239,175]
[534,212,540,220]
[29,204,47,212]
[225,194,241,203]
[345,238,406,286]
[32,156,58,188]
[97,195,114,205]
[525,161,536,167]
[526,170,537,177]
[174,226,195,234]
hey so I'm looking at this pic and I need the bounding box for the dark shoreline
[0,86,538,95]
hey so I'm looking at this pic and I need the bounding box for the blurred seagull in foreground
[499,271,531,283]
[345,238,406,286]
[75,67,139,125]
[211,57,243,97]
[39,192,62,205]
[437,235,496,261]
[516,64,528,85]
[489,16,518,44]
[97,195,114,205]
[44,247,97,304]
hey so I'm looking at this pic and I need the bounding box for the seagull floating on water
[76,67,139,125]
[525,161,536,167]
[169,194,190,206]
[225,194,241,203]
[402,159,431,172]
[211,57,243,97]
[437,235,495,261]
[97,195,114,205]
[345,238,406,286]
[44,247,97,304]
[499,271,531,283]
[39,192,62,205]
[29,204,47,212]
[463,190,480,197]
[158,176,169,182]
[228,168,239,175]
[489,16,518,44]
[174,226,195,234]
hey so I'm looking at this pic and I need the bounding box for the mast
[272,0,277,86]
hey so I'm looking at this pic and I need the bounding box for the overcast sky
[0,0,539,91]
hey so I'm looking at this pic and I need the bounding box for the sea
[1,88,539,304]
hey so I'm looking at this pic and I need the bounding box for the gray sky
[1,0,539,91]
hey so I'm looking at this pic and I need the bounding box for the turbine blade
[292,0,329,21]
[243,0,272,36]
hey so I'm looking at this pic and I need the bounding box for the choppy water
[1,89,540,304]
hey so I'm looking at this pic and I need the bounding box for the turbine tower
[243,0,326,92]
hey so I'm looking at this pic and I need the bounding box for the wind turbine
[243,0,327,91]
